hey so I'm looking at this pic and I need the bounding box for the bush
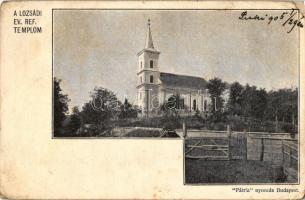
[125,129,162,137]
[161,112,181,131]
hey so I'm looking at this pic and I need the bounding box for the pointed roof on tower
[138,19,160,55]
[145,19,154,49]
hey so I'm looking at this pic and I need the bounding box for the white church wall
[159,87,211,112]
[143,52,159,71]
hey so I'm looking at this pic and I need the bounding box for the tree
[266,88,298,123]
[118,98,138,119]
[67,106,81,135]
[289,88,298,125]
[252,88,268,119]
[81,87,121,125]
[53,78,70,136]
[240,85,267,119]
[240,84,253,118]
[160,102,181,131]
[207,78,227,114]
[228,82,244,116]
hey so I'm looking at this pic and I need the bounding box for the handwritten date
[238,9,304,33]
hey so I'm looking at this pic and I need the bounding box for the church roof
[160,72,208,89]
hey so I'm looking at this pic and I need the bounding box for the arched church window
[193,99,197,111]
[150,60,153,68]
[150,75,153,83]
[140,76,142,83]
[140,61,143,69]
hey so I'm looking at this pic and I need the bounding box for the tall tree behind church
[228,82,244,116]
[207,78,226,114]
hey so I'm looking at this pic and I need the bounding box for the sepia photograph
[53,9,299,184]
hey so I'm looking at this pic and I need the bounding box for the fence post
[183,122,187,138]
[289,146,292,168]
[281,140,285,166]
[275,115,279,132]
[227,125,231,160]
[260,138,264,161]
[244,129,247,160]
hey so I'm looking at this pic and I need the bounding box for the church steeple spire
[137,19,160,116]
[145,19,154,49]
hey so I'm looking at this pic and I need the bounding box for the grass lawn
[185,159,288,184]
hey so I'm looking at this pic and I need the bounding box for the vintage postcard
[0,1,304,199]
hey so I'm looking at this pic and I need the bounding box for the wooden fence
[246,133,295,164]
[282,140,298,181]
[183,123,298,181]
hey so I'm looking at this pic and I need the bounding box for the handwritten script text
[238,9,304,33]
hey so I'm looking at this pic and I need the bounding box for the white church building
[136,19,213,116]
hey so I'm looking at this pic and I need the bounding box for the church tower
[137,19,160,116]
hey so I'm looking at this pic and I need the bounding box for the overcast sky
[54,10,299,112]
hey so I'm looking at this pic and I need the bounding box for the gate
[183,126,247,161]
[185,136,230,160]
